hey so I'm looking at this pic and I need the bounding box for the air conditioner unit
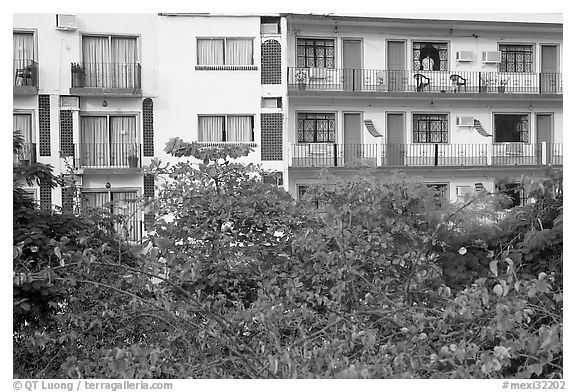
[456,116,475,127]
[56,14,77,31]
[60,96,80,110]
[482,51,501,63]
[456,51,474,62]
[260,23,279,34]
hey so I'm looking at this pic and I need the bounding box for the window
[426,183,449,205]
[82,35,139,88]
[13,31,36,63]
[82,190,140,240]
[80,115,138,167]
[197,38,254,65]
[297,38,335,68]
[297,113,336,143]
[14,113,34,162]
[412,114,448,143]
[494,114,529,143]
[456,185,473,201]
[413,42,448,71]
[198,115,254,142]
[497,183,525,207]
[499,44,533,72]
[261,97,282,108]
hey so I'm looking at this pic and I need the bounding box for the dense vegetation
[13,134,562,378]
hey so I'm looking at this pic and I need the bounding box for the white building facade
[13,13,562,240]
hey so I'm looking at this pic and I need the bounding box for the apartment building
[284,14,563,204]
[13,13,562,240]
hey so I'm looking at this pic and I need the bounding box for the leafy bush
[13,137,562,379]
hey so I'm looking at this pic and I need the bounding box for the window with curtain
[14,113,34,162]
[82,190,140,240]
[13,32,35,62]
[297,113,336,143]
[197,38,253,65]
[412,114,448,143]
[80,115,138,166]
[498,44,533,72]
[198,115,254,142]
[82,35,138,88]
[296,38,335,68]
[412,42,448,71]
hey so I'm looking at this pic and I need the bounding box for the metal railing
[14,143,37,165]
[13,59,39,87]
[289,143,563,168]
[287,67,563,95]
[71,62,142,89]
[74,143,142,168]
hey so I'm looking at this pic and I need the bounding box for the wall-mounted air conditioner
[482,51,501,63]
[260,23,279,34]
[456,116,475,127]
[60,96,80,110]
[56,14,77,31]
[456,51,474,62]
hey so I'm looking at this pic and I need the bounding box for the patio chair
[449,74,467,92]
[414,73,430,92]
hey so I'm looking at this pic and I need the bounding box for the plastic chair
[414,73,430,92]
[449,74,467,92]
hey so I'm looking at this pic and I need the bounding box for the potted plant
[295,69,309,91]
[497,78,509,93]
[127,149,139,168]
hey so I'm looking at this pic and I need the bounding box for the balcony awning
[474,119,492,137]
[364,119,382,137]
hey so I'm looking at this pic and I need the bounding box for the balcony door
[541,45,559,93]
[387,41,405,91]
[536,114,553,163]
[82,36,138,88]
[80,116,137,167]
[386,113,405,165]
[343,39,362,91]
[343,113,362,165]
[13,32,36,85]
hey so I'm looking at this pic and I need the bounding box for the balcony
[289,143,563,168]
[287,68,563,96]
[74,143,142,170]
[13,59,39,94]
[70,62,142,97]
[14,143,37,165]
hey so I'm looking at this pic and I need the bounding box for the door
[387,41,406,92]
[541,45,558,93]
[386,113,405,165]
[343,39,362,91]
[344,113,362,165]
[536,114,553,164]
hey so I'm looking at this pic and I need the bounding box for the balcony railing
[71,62,142,91]
[74,143,142,169]
[14,143,37,165]
[287,68,563,95]
[13,59,39,90]
[289,143,563,168]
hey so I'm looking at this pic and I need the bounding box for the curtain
[111,37,137,88]
[110,116,137,166]
[83,192,109,209]
[82,36,110,87]
[226,39,253,65]
[197,39,224,65]
[112,191,139,240]
[226,116,252,142]
[199,116,224,141]
[14,114,33,161]
[14,33,35,80]
[81,116,109,166]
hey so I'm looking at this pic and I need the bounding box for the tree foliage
[13,137,562,379]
